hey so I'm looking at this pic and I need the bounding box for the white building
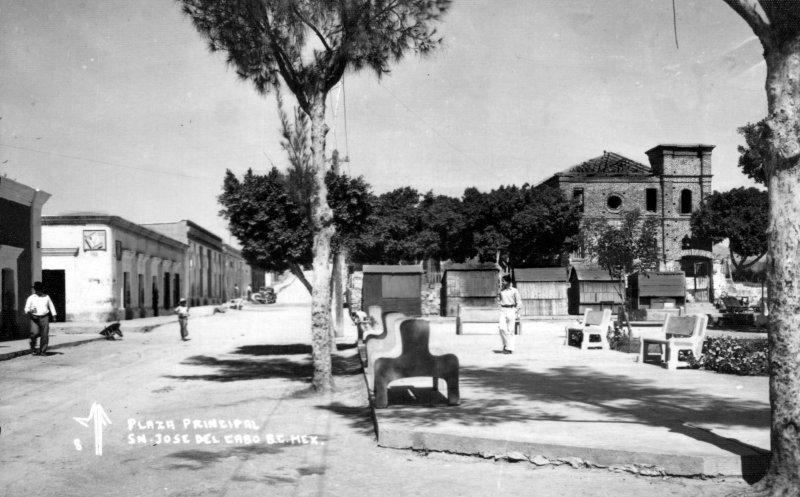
[42,215,187,321]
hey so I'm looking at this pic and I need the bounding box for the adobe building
[0,177,51,338]
[541,144,715,303]
[42,215,187,321]
[222,243,252,301]
[142,220,224,307]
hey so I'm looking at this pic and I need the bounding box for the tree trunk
[289,262,312,294]
[737,34,800,497]
[307,95,336,394]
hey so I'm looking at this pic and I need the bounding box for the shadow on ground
[165,347,362,382]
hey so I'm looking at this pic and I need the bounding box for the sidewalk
[368,319,770,478]
[0,305,220,361]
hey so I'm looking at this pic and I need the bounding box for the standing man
[498,274,521,354]
[25,281,57,356]
[174,298,190,341]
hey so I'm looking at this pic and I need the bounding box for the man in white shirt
[498,274,521,354]
[24,281,57,356]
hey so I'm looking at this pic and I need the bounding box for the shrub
[690,336,768,376]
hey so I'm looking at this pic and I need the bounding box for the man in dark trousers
[24,281,57,355]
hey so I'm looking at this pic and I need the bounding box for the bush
[690,336,768,376]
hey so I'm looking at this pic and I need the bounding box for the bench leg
[433,377,438,392]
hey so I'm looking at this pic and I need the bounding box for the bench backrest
[583,309,611,328]
[663,314,707,338]
[458,305,498,322]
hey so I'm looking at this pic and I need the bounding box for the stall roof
[633,272,686,297]
[570,267,616,282]
[362,264,423,274]
[515,268,569,282]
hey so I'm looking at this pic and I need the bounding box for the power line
[376,80,483,169]
[0,142,214,180]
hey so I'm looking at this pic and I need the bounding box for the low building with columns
[42,215,187,321]
[0,177,51,339]
[222,243,252,301]
[142,220,224,307]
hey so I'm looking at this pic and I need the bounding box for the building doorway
[681,256,713,303]
[42,269,66,322]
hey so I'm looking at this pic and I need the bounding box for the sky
[0,0,768,245]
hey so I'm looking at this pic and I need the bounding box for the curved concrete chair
[373,318,460,409]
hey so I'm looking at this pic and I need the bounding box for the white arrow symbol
[74,402,111,455]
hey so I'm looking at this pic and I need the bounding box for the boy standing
[174,298,190,341]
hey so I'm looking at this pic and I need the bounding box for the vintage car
[252,287,276,304]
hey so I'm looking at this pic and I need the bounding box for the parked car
[252,287,276,304]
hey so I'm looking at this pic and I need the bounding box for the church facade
[540,144,715,302]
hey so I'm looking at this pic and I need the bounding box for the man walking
[498,274,521,354]
[25,281,57,356]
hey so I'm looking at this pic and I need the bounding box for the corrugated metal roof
[633,272,686,297]
[362,264,423,274]
[443,262,500,272]
[570,267,616,281]
[515,267,568,282]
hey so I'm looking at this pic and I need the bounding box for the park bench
[362,312,408,389]
[566,309,612,350]
[456,305,520,335]
[373,318,460,409]
[640,314,709,370]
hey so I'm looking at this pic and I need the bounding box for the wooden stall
[628,271,686,310]
[440,263,500,317]
[514,267,569,316]
[362,265,424,316]
[568,267,623,315]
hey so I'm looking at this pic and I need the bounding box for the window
[646,188,658,212]
[606,194,623,212]
[573,188,584,213]
[681,189,693,214]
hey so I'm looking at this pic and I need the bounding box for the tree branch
[721,0,771,40]
[289,262,313,294]
[291,5,333,52]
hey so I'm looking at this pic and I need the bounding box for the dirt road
[0,304,750,496]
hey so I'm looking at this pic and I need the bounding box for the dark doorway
[1,268,18,336]
[42,269,66,322]
[152,275,159,317]
[163,272,171,309]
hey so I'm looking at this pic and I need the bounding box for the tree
[219,167,312,284]
[180,0,451,393]
[737,119,769,185]
[722,2,800,494]
[690,188,769,275]
[587,210,660,337]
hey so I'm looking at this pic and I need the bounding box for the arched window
[680,189,693,214]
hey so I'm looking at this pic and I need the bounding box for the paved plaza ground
[0,295,770,496]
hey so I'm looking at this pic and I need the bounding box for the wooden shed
[362,265,424,316]
[514,268,569,316]
[440,263,500,317]
[628,271,686,310]
[568,267,623,315]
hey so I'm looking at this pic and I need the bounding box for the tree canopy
[736,119,769,185]
[690,187,769,273]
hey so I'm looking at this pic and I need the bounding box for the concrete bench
[640,314,708,370]
[373,318,460,409]
[362,312,408,390]
[566,309,612,350]
[456,305,520,335]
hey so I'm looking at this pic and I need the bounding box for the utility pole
[330,150,348,338]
